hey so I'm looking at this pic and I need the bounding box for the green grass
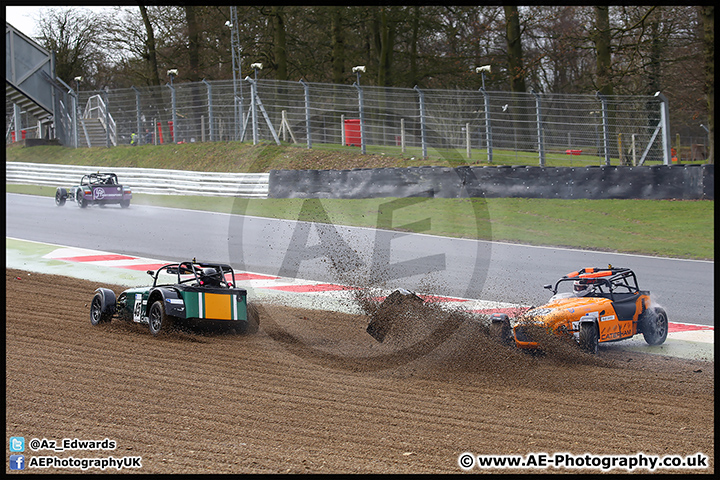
[6,139,669,171]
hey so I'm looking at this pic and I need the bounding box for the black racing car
[56,172,132,208]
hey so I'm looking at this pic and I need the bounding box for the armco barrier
[269,164,714,200]
[6,162,269,197]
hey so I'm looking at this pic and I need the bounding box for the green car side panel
[121,285,248,323]
[120,286,151,322]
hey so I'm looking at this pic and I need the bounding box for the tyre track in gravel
[6,269,714,473]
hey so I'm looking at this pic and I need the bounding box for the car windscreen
[156,266,196,285]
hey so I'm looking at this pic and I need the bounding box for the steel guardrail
[5,161,269,197]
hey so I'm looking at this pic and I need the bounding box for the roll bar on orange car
[545,266,638,296]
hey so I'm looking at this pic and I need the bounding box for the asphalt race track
[5,193,714,326]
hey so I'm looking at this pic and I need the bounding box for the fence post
[132,86,142,145]
[166,82,177,143]
[246,77,258,145]
[102,89,111,148]
[531,89,545,167]
[480,87,493,163]
[202,79,214,142]
[466,123,471,159]
[69,92,76,148]
[67,88,78,148]
[400,118,405,154]
[353,82,366,154]
[245,77,280,145]
[414,85,427,159]
[656,92,671,165]
[596,91,611,166]
[13,104,21,144]
[237,91,245,143]
[299,79,312,149]
[341,114,345,146]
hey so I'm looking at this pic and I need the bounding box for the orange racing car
[490,266,668,354]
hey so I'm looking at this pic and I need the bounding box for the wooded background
[27,5,716,160]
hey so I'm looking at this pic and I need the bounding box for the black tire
[120,199,130,208]
[489,317,514,346]
[640,307,668,346]
[90,292,112,325]
[77,190,87,208]
[243,302,260,334]
[55,188,67,206]
[578,322,599,354]
[148,300,173,336]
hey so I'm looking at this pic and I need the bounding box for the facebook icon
[10,455,25,470]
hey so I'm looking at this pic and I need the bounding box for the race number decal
[133,294,143,322]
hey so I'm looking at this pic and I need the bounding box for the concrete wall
[269,164,714,200]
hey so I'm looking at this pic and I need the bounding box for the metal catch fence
[11,78,675,166]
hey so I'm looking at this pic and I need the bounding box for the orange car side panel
[512,293,651,349]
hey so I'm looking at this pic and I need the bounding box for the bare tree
[270,6,288,81]
[139,6,161,88]
[330,7,346,84]
[504,5,527,94]
[36,8,106,88]
[184,6,201,82]
[593,6,613,96]
[700,5,714,163]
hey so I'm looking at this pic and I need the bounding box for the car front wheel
[148,300,173,336]
[55,188,67,206]
[578,322,599,354]
[90,292,112,325]
[489,314,514,346]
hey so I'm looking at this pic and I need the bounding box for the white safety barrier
[5,161,269,197]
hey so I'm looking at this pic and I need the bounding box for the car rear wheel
[640,307,668,346]
[120,199,130,208]
[578,322,599,354]
[77,190,87,208]
[90,292,112,325]
[148,300,173,336]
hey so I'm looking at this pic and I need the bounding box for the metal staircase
[77,95,117,147]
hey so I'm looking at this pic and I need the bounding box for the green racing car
[90,260,259,336]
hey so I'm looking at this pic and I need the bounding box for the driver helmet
[573,280,592,296]
[199,267,222,287]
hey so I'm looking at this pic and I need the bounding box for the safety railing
[82,94,118,146]
[5,161,269,197]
